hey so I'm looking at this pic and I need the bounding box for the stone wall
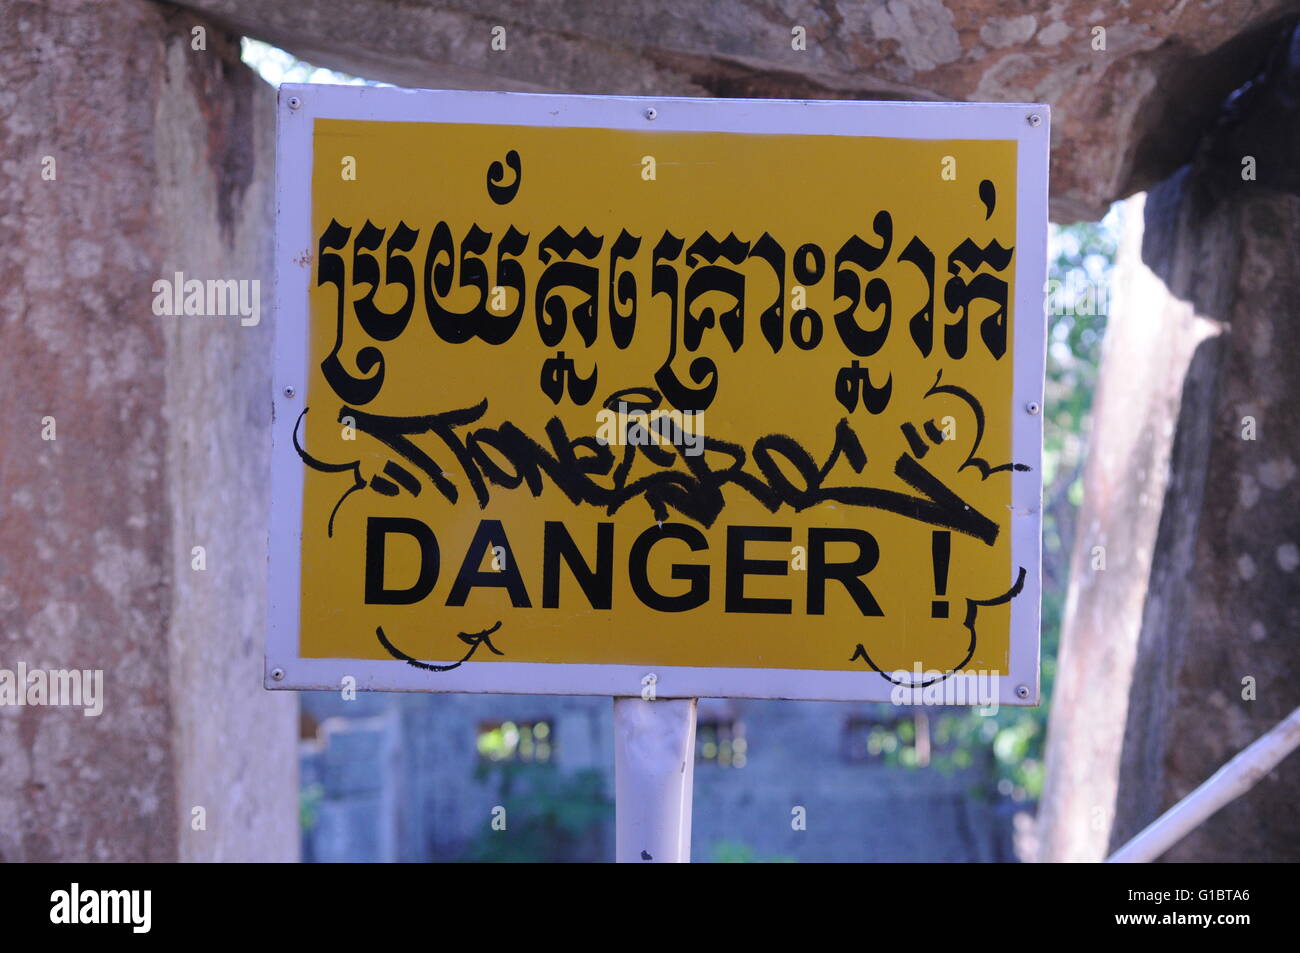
[0,0,296,862]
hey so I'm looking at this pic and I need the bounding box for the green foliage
[710,840,796,863]
[1043,216,1117,486]
[476,720,553,762]
[461,761,612,862]
[300,783,324,831]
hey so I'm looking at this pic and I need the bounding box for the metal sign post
[614,697,698,863]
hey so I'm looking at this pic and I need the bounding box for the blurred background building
[299,692,1021,862]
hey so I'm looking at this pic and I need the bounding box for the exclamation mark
[931,530,950,618]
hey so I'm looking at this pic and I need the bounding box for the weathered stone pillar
[0,0,296,861]
[1039,34,1300,860]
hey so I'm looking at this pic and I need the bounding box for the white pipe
[1108,706,1300,863]
[614,697,697,862]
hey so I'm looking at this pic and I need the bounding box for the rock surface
[1039,123,1300,860]
[0,0,296,861]
[178,0,1300,220]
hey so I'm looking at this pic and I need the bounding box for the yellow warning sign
[275,92,1043,700]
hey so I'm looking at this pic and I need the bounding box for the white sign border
[267,84,1048,705]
